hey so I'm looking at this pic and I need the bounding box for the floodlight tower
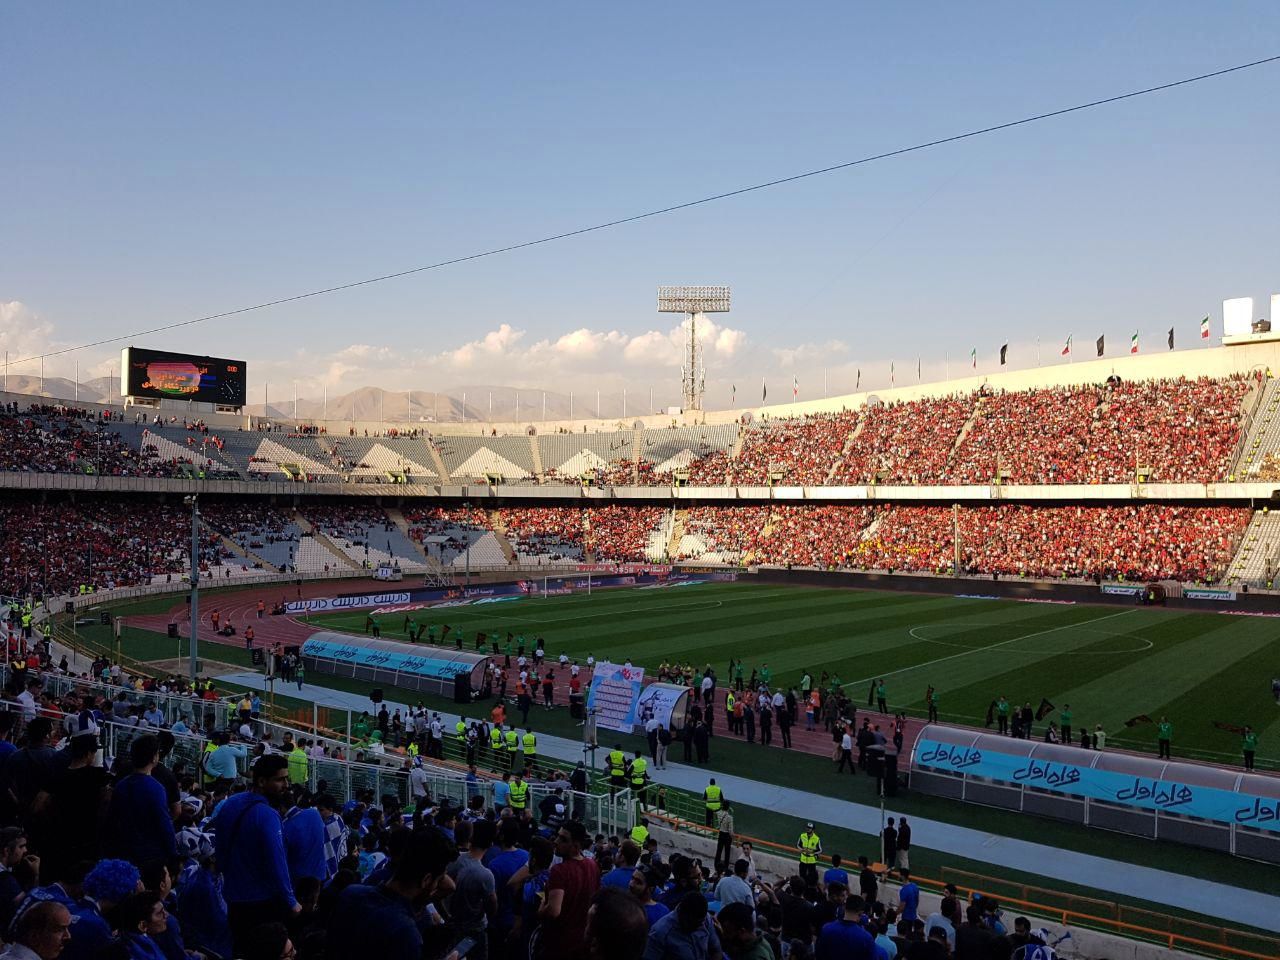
[657,286,730,412]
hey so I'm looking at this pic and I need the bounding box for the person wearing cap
[797,823,822,888]
[65,859,140,960]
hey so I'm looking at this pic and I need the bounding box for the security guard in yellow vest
[505,728,520,769]
[508,772,529,812]
[797,822,822,886]
[20,611,32,639]
[703,778,723,827]
[456,719,467,742]
[522,729,537,766]
[630,820,650,845]
[628,750,649,810]
[490,724,504,754]
[607,744,627,797]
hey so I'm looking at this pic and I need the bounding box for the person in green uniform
[1059,704,1073,744]
[732,660,745,692]
[760,664,772,689]
[996,696,1010,735]
[1242,727,1258,770]
[876,680,887,714]
[927,687,939,724]
[1157,717,1173,759]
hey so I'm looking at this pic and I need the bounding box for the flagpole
[1036,337,1041,367]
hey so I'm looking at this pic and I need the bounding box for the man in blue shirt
[817,896,877,960]
[487,818,530,941]
[282,795,329,886]
[601,839,641,889]
[897,869,921,923]
[642,893,722,960]
[212,754,298,956]
[822,853,850,891]
[104,734,176,865]
[327,829,457,960]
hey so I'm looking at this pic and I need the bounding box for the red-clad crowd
[584,505,667,563]
[733,412,858,485]
[498,506,588,559]
[0,409,181,478]
[678,505,773,561]
[0,500,231,599]
[834,396,973,485]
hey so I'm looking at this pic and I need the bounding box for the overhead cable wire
[11,53,1279,366]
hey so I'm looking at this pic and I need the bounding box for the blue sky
[2,2,1278,405]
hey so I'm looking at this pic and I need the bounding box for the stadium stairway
[487,511,519,565]
[426,438,451,481]
[823,417,863,484]
[729,423,746,461]
[630,426,644,483]
[1224,509,1280,585]
[1229,377,1280,479]
[383,507,431,562]
[528,435,544,482]
[946,396,985,473]
[204,521,280,573]
[666,508,688,559]
[292,511,362,571]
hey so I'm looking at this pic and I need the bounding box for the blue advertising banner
[586,661,645,733]
[914,738,1280,831]
[301,637,472,680]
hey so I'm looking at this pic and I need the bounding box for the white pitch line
[841,608,1139,689]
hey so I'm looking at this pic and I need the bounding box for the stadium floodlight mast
[658,285,730,412]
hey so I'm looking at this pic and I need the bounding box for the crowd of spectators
[0,500,232,599]
[303,505,399,545]
[585,506,667,563]
[678,506,773,563]
[733,413,857,486]
[834,397,974,486]
[0,408,183,478]
[499,508,588,562]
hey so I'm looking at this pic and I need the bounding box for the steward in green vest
[490,725,504,753]
[630,821,649,845]
[629,752,649,810]
[522,730,537,761]
[607,745,627,797]
[702,778,723,827]
[508,774,530,811]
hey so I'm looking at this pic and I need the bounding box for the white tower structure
[657,285,730,412]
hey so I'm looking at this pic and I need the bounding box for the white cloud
[0,301,56,362]
[774,339,849,369]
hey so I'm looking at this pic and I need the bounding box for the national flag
[1096,335,1105,357]
[856,369,861,390]
[731,384,736,404]
[999,344,1008,366]
[984,700,996,727]
[1212,720,1247,735]
[890,361,895,385]
[1061,335,1072,357]
[1201,315,1210,340]
[1130,331,1139,354]
[1035,698,1056,721]
[916,357,921,380]
[1124,714,1153,728]
[1167,328,1174,351]
[762,379,767,402]
[970,347,977,369]
[867,679,876,707]
[792,375,798,400]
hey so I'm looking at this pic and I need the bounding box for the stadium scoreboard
[120,347,247,407]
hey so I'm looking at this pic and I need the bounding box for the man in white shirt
[714,859,755,911]
[409,758,429,800]
[16,681,39,723]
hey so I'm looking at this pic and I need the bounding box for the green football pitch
[306,579,1280,768]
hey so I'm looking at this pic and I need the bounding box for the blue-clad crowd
[0,664,1053,960]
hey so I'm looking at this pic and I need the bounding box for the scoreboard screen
[121,347,247,406]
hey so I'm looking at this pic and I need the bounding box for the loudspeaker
[100,612,111,626]
[370,688,384,704]
[453,673,471,704]
[251,649,265,666]
[167,623,179,639]
[64,602,75,614]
